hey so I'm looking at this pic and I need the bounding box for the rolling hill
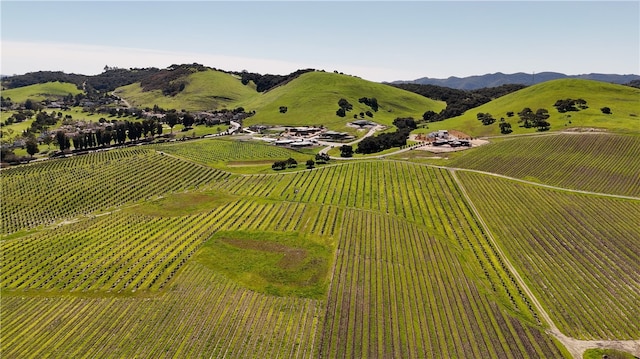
[113,69,446,133]
[422,78,640,137]
[114,69,260,111]
[238,71,446,131]
[1,81,82,103]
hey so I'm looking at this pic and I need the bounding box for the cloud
[1,40,418,82]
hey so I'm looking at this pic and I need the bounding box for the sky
[1,1,639,82]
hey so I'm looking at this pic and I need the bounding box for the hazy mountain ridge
[393,72,640,90]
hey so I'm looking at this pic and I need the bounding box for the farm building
[350,120,376,127]
[427,130,449,139]
[319,131,354,141]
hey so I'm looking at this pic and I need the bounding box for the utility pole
[532,71,535,85]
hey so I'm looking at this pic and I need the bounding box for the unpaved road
[450,169,640,358]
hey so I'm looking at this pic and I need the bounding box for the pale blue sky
[2,1,639,82]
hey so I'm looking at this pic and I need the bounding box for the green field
[2,77,639,358]
[153,137,315,173]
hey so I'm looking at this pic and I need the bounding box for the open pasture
[448,133,640,197]
[457,171,640,339]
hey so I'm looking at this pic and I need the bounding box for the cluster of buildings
[425,130,471,147]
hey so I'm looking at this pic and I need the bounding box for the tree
[340,145,353,158]
[272,161,287,170]
[24,99,35,110]
[338,98,353,111]
[286,157,297,168]
[55,131,69,151]
[601,107,612,114]
[182,113,195,129]
[279,106,288,114]
[499,121,512,134]
[42,134,53,149]
[393,117,417,130]
[477,112,496,125]
[315,152,330,163]
[517,107,535,128]
[305,159,315,169]
[336,108,346,117]
[25,138,39,157]
[422,110,437,122]
[165,112,179,133]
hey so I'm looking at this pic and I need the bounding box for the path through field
[450,169,640,358]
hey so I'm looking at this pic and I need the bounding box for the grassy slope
[116,70,445,133]
[238,71,446,132]
[422,79,640,137]
[1,81,82,103]
[114,69,259,111]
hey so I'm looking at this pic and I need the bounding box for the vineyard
[153,137,310,168]
[0,148,230,234]
[447,133,640,197]
[2,134,638,357]
[456,171,640,340]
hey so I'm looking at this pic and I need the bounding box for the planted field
[154,137,309,167]
[318,208,567,358]
[457,171,640,339]
[1,210,221,293]
[1,145,580,358]
[0,148,230,234]
[448,133,640,197]
[1,263,323,359]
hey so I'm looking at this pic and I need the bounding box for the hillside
[237,71,446,132]
[1,81,82,103]
[113,69,446,133]
[114,69,260,111]
[422,78,640,137]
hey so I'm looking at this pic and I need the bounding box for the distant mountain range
[392,72,640,90]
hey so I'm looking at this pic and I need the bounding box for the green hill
[238,71,446,132]
[114,69,260,111]
[1,81,82,103]
[115,70,445,133]
[422,79,640,136]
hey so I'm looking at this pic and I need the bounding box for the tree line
[392,83,526,122]
[355,118,417,154]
